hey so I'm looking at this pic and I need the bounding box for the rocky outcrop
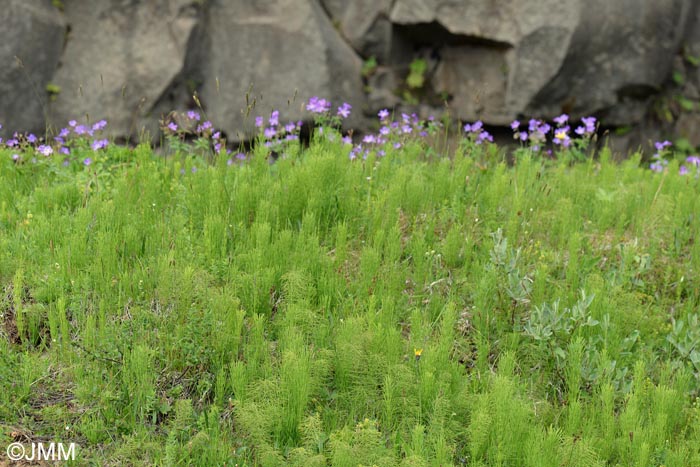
[0,0,698,147]
[0,0,65,137]
[530,0,694,125]
[674,3,700,147]
[48,0,199,138]
[199,0,364,140]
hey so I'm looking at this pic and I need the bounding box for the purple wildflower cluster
[683,156,700,176]
[510,114,597,152]
[463,120,493,144]
[254,109,302,150]
[649,140,672,173]
[162,110,231,158]
[3,118,110,166]
[650,140,700,176]
[346,109,441,160]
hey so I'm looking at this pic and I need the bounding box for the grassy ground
[1,131,700,466]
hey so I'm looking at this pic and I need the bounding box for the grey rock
[49,0,198,139]
[0,0,65,137]
[387,0,580,123]
[366,66,401,112]
[319,0,345,21]
[324,0,394,61]
[530,0,694,124]
[199,0,364,141]
[676,113,700,147]
[433,46,510,124]
[685,3,700,95]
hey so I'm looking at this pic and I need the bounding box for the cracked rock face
[0,0,698,141]
[326,0,695,126]
[48,0,199,138]
[198,0,364,140]
[0,0,65,137]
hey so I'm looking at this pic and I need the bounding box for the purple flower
[213,131,221,140]
[269,110,280,127]
[401,113,411,124]
[363,134,377,144]
[59,128,70,138]
[37,145,53,156]
[6,138,18,147]
[285,122,296,133]
[650,158,668,172]
[464,121,483,133]
[553,114,569,126]
[68,120,77,127]
[235,152,246,160]
[227,158,234,166]
[91,139,109,151]
[553,127,571,147]
[342,135,352,145]
[654,140,672,152]
[191,166,198,173]
[12,154,19,161]
[378,150,386,157]
[401,124,412,134]
[510,120,520,131]
[680,165,689,175]
[74,125,88,135]
[378,109,390,121]
[196,121,213,134]
[477,130,493,144]
[306,96,331,114]
[187,110,201,121]
[519,132,528,142]
[255,116,264,128]
[92,120,107,131]
[264,127,277,139]
[60,147,70,155]
[54,136,64,144]
[393,142,402,149]
[581,117,597,133]
[379,126,390,136]
[337,102,352,119]
[27,134,38,144]
[167,122,178,132]
[83,157,92,166]
[686,155,700,167]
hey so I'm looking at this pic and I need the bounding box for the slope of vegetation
[1,109,700,466]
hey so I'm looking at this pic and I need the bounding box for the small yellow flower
[414,348,423,361]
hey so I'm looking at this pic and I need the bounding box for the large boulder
[530,0,694,124]
[199,0,365,140]
[321,0,694,127]
[321,0,394,62]
[0,0,65,137]
[412,0,581,124]
[673,3,700,147]
[48,0,199,139]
